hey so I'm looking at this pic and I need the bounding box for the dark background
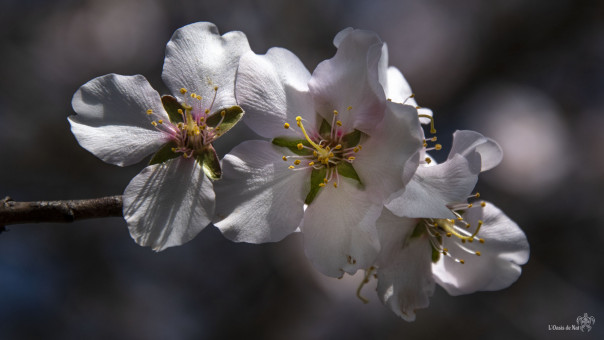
[1,0,603,339]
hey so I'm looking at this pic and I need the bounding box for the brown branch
[0,195,123,228]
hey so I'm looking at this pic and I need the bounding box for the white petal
[235,48,315,138]
[214,140,308,243]
[385,154,478,219]
[353,102,423,203]
[375,210,435,321]
[448,130,503,172]
[162,22,251,111]
[69,74,170,166]
[380,66,433,124]
[301,179,382,278]
[432,202,530,295]
[123,157,215,251]
[309,29,386,134]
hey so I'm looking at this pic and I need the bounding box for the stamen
[356,266,375,304]
[418,114,436,134]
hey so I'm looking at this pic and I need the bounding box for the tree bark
[0,196,123,228]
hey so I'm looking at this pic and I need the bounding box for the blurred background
[1,0,603,339]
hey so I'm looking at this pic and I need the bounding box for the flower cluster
[69,22,529,320]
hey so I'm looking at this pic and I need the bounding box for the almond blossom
[366,130,529,320]
[214,28,423,277]
[69,22,250,251]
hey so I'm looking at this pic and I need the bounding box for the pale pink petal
[448,130,503,172]
[375,210,435,321]
[69,74,170,166]
[309,29,386,134]
[123,157,215,251]
[301,179,382,278]
[214,140,308,243]
[162,22,251,111]
[432,202,530,295]
[235,48,315,138]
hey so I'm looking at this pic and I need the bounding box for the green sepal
[196,144,222,180]
[304,167,327,205]
[410,222,425,239]
[341,129,362,148]
[337,162,363,186]
[319,118,332,138]
[149,140,180,165]
[431,244,441,263]
[205,105,244,138]
[272,137,312,156]
[161,95,185,124]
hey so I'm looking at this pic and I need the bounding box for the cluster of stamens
[282,107,361,188]
[424,195,486,265]
[146,86,226,158]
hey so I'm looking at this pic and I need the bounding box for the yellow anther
[347,106,352,111]
[461,239,466,243]
[196,95,202,100]
[468,203,473,208]
[220,110,226,117]
[146,109,153,115]
[423,142,428,147]
[177,109,184,114]
[313,151,318,157]
[191,93,197,98]
[288,165,295,169]
[336,120,342,126]
[475,251,481,256]
[443,250,448,256]
[329,152,334,158]
[468,238,474,243]
[297,143,304,150]
[475,192,481,198]
[205,109,210,114]
[435,144,442,150]
[284,123,290,129]
[457,216,463,221]
[333,110,338,115]
[294,160,301,165]
[481,202,486,207]
[323,178,328,183]
[282,156,288,161]
[430,136,437,142]
[180,88,187,94]
[309,161,315,166]
[335,144,342,150]
[171,147,176,152]
[425,157,432,164]
[214,86,218,91]
[151,121,157,126]
[319,183,326,187]
[358,145,362,150]
[460,259,465,264]
[158,120,163,124]
[410,94,415,98]
[326,146,331,152]
[479,238,485,243]
[443,248,448,252]
[348,156,355,161]
[333,182,338,188]
[446,232,452,237]
[200,117,205,121]
[353,147,360,153]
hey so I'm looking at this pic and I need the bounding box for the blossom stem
[0,195,122,228]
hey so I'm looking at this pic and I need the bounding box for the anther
[475,251,481,256]
[479,238,485,243]
[425,157,432,164]
[333,110,338,115]
[348,156,355,161]
[335,144,342,150]
[418,114,437,134]
[179,88,187,94]
[435,144,442,150]
[336,120,342,126]
[151,121,157,126]
[468,203,473,208]
[146,109,153,115]
[294,160,301,165]
[282,156,288,161]
[333,182,338,188]
[297,143,304,150]
[158,120,163,124]
[446,232,452,237]
[347,106,352,111]
[319,183,326,187]
[460,259,465,264]
[220,110,226,116]
[481,202,486,207]
[177,109,184,114]
[288,165,295,169]
[284,123,290,129]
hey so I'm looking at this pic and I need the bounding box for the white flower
[214,28,423,277]
[369,131,529,321]
[68,22,250,251]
